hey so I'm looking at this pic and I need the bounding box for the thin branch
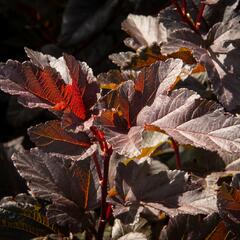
[92,152,103,182]
[170,138,181,170]
[171,0,198,32]
[190,0,209,31]
[195,3,206,30]
[90,126,113,240]
[97,145,112,240]
[106,204,112,222]
[182,0,187,16]
[171,0,183,16]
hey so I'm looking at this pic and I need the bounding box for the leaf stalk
[90,126,113,240]
[195,3,205,30]
[170,138,181,170]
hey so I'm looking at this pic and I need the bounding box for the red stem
[182,0,187,16]
[170,138,181,170]
[106,204,112,222]
[171,0,198,32]
[92,152,103,182]
[90,126,113,240]
[195,3,205,30]
[97,146,112,240]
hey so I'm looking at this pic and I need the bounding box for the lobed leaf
[12,149,99,233]
[109,161,217,224]
[161,10,240,111]
[28,120,91,156]
[121,14,166,50]
[137,88,240,156]
[0,49,99,120]
[97,59,184,157]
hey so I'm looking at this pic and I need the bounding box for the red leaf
[28,120,91,156]
[0,49,99,121]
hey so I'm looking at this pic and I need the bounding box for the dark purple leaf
[159,213,220,240]
[109,161,217,224]
[217,184,240,236]
[12,149,99,233]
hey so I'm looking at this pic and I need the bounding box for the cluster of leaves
[0,0,240,239]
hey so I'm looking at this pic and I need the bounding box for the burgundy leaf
[97,69,139,90]
[161,11,240,111]
[12,149,99,233]
[217,184,240,236]
[97,59,183,157]
[0,49,99,120]
[28,120,91,156]
[159,213,220,240]
[137,88,240,156]
[109,161,217,224]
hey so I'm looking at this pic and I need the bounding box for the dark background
[0,0,168,199]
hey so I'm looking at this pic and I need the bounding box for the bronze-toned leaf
[28,120,91,156]
[98,59,184,157]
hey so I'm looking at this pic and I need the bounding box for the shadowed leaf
[217,184,240,236]
[110,161,217,224]
[159,213,220,240]
[0,194,59,239]
[12,149,99,233]
[160,8,240,111]
[97,69,139,90]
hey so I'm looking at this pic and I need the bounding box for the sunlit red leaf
[0,49,99,120]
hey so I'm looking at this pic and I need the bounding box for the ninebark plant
[1,0,240,239]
